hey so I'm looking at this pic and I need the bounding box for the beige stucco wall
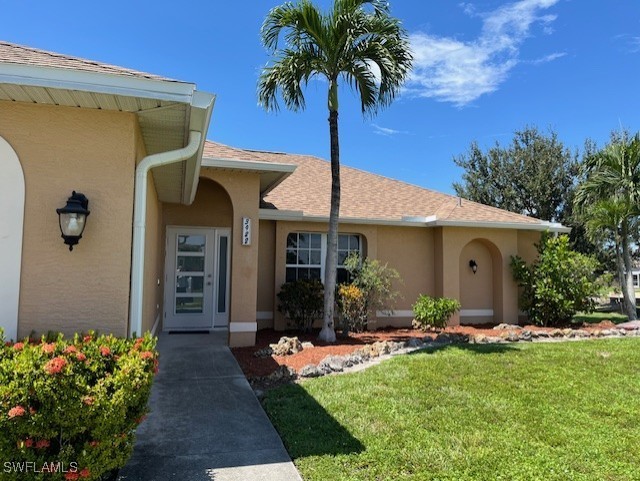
[257,220,276,329]
[435,227,520,325]
[163,177,233,228]
[0,101,136,338]
[373,226,435,329]
[199,169,261,347]
[459,239,494,324]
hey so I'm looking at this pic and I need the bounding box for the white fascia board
[202,157,297,174]
[431,219,571,233]
[259,209,571,232]
[0,63,196,103]
[258,209,436,227]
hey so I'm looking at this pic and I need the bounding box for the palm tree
[583,198,636,317]
[258,0,413,342]
[575,132,640,320]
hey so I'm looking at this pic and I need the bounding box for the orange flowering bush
[0,331,157,480]
[337,284,368,334]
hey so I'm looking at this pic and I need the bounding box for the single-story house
[0,42,568,347]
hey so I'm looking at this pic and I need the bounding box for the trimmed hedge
[0,331,157,480]
[412,295,461,330]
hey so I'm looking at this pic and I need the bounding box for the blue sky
[1,0,638,194]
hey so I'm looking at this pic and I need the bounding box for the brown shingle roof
[203,141,542,225]
[0,41,177,82]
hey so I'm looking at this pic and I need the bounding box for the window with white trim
[285,232,362,283]
[633,273,639,289]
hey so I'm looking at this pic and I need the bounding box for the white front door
[164,227,230,331]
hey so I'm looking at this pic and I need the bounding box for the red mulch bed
[231,321,619,378]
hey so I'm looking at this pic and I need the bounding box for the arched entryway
[162,178,234,331]
[0,136,24,341]
[459,238,502,325]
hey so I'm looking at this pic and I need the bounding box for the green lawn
[264,339,640,481]
[572,311,628,324]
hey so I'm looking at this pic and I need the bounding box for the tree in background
[453,126,579,223]
[258,0,412,342]
[574,131,640,320]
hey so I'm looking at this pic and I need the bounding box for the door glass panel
[177,256,205,272]
[175,275,204,294]
[176,296,204,314]
[217,236,228,313]
[177,235,206,253]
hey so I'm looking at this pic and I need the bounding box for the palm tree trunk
[621,221,638,320]
[318,108,340,343]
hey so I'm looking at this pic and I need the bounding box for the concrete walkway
[118,332,302,481]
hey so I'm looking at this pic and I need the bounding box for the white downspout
[128,130,202,337]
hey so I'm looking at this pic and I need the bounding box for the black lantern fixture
[56,191,90,251]
[469,259,478,274]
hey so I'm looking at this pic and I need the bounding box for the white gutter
[128,130,202,337]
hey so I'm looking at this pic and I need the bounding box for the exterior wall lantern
[469,259,478,274]
[56,191,90,251]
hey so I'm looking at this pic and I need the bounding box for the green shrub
[277,279,324,332]
[412,295,461,330]
[511,233,601,327]
[343,253,401,318]
[0,331,157,481]
[337,284,368,335]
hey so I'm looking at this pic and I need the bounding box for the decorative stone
[269,336,303,356]
[299,364,323,378]
[471,334,486,344]
[319,355,347,373]
[550,329,564,338]
[506,331,520,342]
[267,365,296,382]
[253,346,274,358]
[406,338,424,348]
[519,330,532,342]
[494,323,522,330]
[535,331,550,338]
[301,341,315,349]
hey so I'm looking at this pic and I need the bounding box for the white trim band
[256,311,274,321]
[460,309,494,317]
[229,322,258,333]
[376,310,414,318]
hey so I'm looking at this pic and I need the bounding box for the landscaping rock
[592,329,603,337]
[253,346,274,358]
[267,365,296,382]
[269,336,303,356]
[319,355,347,373]
[435,333,469,344]
[406,338,424,348]
[494,323,522,330]
[470,334,486,344]
[346,353,365,366]
[550,329,564,338]
[519,330,533,342]
[301,341,315,349]
[601,329,614,337]
[299,364,323,378]
[485,336,506,344]
[567,329,589,339]
[535,331,550,338]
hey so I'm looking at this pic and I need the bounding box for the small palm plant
[258,0,413,342]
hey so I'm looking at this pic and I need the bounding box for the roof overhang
[259,209,571,232]
[202,157,296,195]
[0,62,215,204]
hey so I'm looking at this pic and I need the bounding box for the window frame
[285,231,362,283]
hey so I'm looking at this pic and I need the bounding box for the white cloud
[371,124,408,136]
[527,51,566,65]
[406,0,560,106]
